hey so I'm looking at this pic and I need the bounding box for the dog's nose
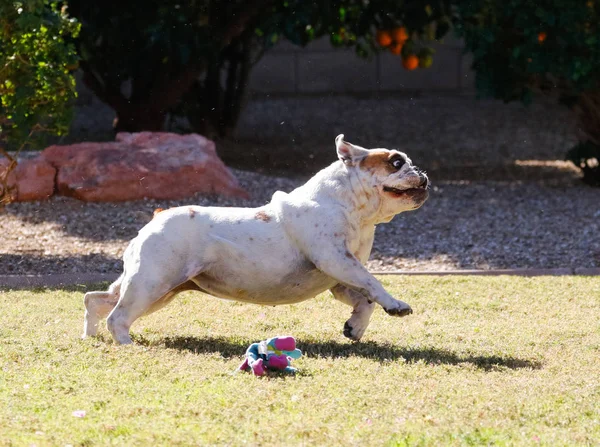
[418,174,429,188]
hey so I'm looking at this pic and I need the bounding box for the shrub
[0,0,79,204]
[0,0,80,148]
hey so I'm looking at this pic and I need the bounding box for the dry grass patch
[0,276,599,446]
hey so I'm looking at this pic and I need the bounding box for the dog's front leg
[331,284,375,341]
[310,241,412,317]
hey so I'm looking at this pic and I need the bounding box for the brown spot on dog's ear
[255,210,271,222]
[188,208,196,218]
[360,150,396,175]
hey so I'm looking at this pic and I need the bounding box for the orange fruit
[402,54,419,71]
[389,42,404,55]
[391,27,409,43]
[376,30,393,47]
[538,32,547,43]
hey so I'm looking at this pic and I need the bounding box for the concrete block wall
[249,36,475,95]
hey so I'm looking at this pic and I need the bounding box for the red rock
[42,132,248,202]
[0,158,56,201]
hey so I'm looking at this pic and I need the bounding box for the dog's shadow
[145,335,542,371]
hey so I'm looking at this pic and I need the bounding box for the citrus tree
[68,0,453,137]
[454,0,600,185]
[0,0,80,203]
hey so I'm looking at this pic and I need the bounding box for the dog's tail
[107,272,125,297]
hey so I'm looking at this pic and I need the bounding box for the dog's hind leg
[83,292,119,338]
[330,284,375,341]
[82,275,122,338]
[105,272,202,344]
[143,280,204,316]
[104,272,163,344]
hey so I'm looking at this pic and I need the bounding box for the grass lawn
[0,276,599,446]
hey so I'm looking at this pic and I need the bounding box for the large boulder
[42,132,247,201]
[0,157,56,201]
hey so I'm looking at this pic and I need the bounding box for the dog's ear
[335,134,369,165]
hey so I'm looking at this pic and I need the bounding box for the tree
[454,0,600,185]
[68,0,453,137]
[0,0,80,204]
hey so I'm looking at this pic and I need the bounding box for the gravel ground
[217,95,580,179]
[2,96,598,275]
[2,169,599,275]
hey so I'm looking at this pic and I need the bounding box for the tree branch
[150,0,272,113]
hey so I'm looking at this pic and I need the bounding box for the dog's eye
[391,158,405,170]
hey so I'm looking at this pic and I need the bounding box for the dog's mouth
[383,185,428,197]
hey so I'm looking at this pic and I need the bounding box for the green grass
[1,276,599,446]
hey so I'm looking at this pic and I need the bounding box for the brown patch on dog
[345,251,354,259]
[188,208,196,218]
[255,210,271,222]
[153,208,165,218]
[360,150,397,175]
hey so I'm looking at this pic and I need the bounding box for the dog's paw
[384,302,413,317]
[343,321,366,341]
[343,321,358,341]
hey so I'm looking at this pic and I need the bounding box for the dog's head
[335,134,429,220]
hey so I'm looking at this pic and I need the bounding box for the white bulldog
[83,135,429,345]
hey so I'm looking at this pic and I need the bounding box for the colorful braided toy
[238,336,302,376]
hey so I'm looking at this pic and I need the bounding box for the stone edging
[1,268,599,289]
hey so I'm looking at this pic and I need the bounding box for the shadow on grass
[149,335,542,371]
[0,253,121,276]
